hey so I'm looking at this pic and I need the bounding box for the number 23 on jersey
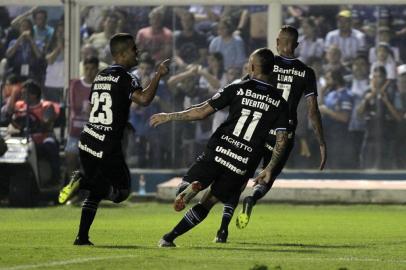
[89,92,113,125]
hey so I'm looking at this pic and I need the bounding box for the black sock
[219,204,235,232]
[77,198,100,240]
[164,203,209,242]
[251,184,270,204]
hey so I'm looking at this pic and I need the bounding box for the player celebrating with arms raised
[59,33,169,245]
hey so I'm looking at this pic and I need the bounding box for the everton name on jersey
[207,78,289,177]
[79,64,142,159]
[271,55,318,128]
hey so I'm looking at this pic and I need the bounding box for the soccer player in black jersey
[234,25,327,230]
[58,33,169,245]
[150,48,290,247]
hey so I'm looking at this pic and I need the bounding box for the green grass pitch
[1,203,406,270]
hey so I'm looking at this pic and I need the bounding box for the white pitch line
[0,255,136,270]
[1,254,406,270]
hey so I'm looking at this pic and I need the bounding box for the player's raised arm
[306,95,327,170]
[149,102,215,128]
[131,59,170,106]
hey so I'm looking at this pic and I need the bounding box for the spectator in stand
[325,10,365,63]
[0,74,24,123]
[197,52,225,96]
[125,6,152,36]
[80,6,110,36]
[348,55,370,168]
[85,12,118,64]
[136,7,172,63]
[189,5,222,35]
[5,18,44,83]
[209,18,246,70]
[234,6,268,52]
[357,66,400,169]
[43,21,64,103]
[9,6,53,48]
[297,17,324,64]
[369,26,400,64]
[323,45,350,75]
[113,9,131,34]
[174,11,208,67]
[32,9,54,48]
[129,53,172,168]
[395,65,406,168]
[319,69,353,169]
[167,64,204,166]
[350,9,364,34]
[65,56,99,181]
[79,43,108,77]
[370,42,397,81]
[10,80,60,182]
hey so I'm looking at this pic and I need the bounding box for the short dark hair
[84,56,99,67]
[373,65,387,78]
[253,48,275,75]
[6,74,23,85]
[280,25,299,43]
[353,54,368,64]
[109,33,134,57]
[329,69,345,86]
[23,80,41,99]
[33,9,47,19]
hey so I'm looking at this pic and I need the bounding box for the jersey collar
[111,64,127,70]
[252,78,272,86]
[279,55,297,61]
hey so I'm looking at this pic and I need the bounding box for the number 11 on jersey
[232,108,263,142]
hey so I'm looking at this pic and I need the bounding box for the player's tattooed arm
[266,130,288,171]
[255,130,288,186]
[306,95,327,170]
[149,102,215,127]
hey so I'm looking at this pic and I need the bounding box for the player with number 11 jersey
[206,78,288,179]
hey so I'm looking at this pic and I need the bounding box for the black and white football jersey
[271,55,318,128]
[79,64,142,158]
[207,78,289,177]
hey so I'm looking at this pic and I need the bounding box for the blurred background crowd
[0,4,405,177]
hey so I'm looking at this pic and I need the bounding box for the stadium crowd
[0,4,405,174]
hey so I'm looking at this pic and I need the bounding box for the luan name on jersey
[270,55,317,129]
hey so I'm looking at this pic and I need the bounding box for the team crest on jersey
[237,88,244,96]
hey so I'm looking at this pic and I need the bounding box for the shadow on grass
[190,245,320,254]
[95,245,148,250]
[94,244,320,254]
[234,242,368,249]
